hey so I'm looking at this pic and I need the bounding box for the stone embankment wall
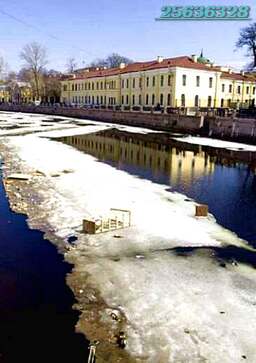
[0,104,203,133]
[1,104,256,143]
[208,117,256,143]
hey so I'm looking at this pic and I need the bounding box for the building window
[195,95,199,107]
[63,85,67,91]
[92,83,94,90]
[229,84,232,93]
[168,75,171,86]
[96,82,99,90]
[146,77,149,87]
[196,76,200,87]
[121,95,124,104]
[209,77,213,88]
[246,86,250,94]
[100,96,103,104]
[152,76,156,87]
[253,87,256,95]
[121,80,124,88]
[133,78,136,88]
[237,85,241,94]
[146,94,149,105]
[75,84,77,91]
[126,79,129,88]
[181,94,185,107]
[221,98,224,107]
[85,83,87,90]
[139,95,142,105]
[152,94,155,105]
[208,96,212,107]
[139,78,142,88]
[160,75,164,87]
[222,84,225,92]
[167,93,171,106]
[96,96,99,104]
[182,75,186,86]
[126,95,129,104]
[132,95,135,105]
[92,96,94,104]
[160,93,164,105]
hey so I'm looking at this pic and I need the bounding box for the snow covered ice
[1,112,256,362]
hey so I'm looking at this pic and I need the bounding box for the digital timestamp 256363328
[156,6,251,21]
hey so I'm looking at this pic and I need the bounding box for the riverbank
[1,103,256,144]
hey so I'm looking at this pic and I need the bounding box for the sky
[0,0,255,72]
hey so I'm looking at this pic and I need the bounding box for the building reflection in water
[58,130,256,188]
[59,129,218,189]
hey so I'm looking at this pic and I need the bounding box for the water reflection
[59,129,256,245]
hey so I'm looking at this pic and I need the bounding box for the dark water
[59,128,256,247]
[0,165,89,362]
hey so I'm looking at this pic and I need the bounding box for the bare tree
[66,57,77,73]
[20,42,48,99]
[236,23,256,70]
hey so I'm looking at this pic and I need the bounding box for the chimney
[240,70,245,76]
[157,56,164,63]
[191,54,197,63]
[119,62,126,69]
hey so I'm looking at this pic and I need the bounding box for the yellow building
[0,84,11,102]
[61,54,256,110]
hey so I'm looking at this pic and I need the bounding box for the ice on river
[173,135,256,152]
[1,112,256,362]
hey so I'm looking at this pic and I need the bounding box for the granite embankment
[1,104,256,143]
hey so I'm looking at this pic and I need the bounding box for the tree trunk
[34,71,40,100]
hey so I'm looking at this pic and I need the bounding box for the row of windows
[182,75,213,88]
[221,83,256,95]
[121,75,173,89]
[65,80,118,92]
[64,78,256,95]
[65,75,175,92]
[70,93,173,106]
[121,93,172,106]
[72,95,116,105]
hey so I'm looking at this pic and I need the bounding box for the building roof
[65,56,222,81]
[220,72,256,82]
[64,55,256,83]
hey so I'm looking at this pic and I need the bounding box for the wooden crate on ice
[83,208,131,234]
[195,204,208,217]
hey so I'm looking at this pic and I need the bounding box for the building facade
[61,55,256,109]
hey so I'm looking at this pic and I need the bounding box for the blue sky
[0,0,255,72]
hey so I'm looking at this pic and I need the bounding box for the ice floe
[173,135,256,152]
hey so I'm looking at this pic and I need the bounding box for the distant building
[61,54,256,109]
[0,84,11,102]
[11,82,32,103]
